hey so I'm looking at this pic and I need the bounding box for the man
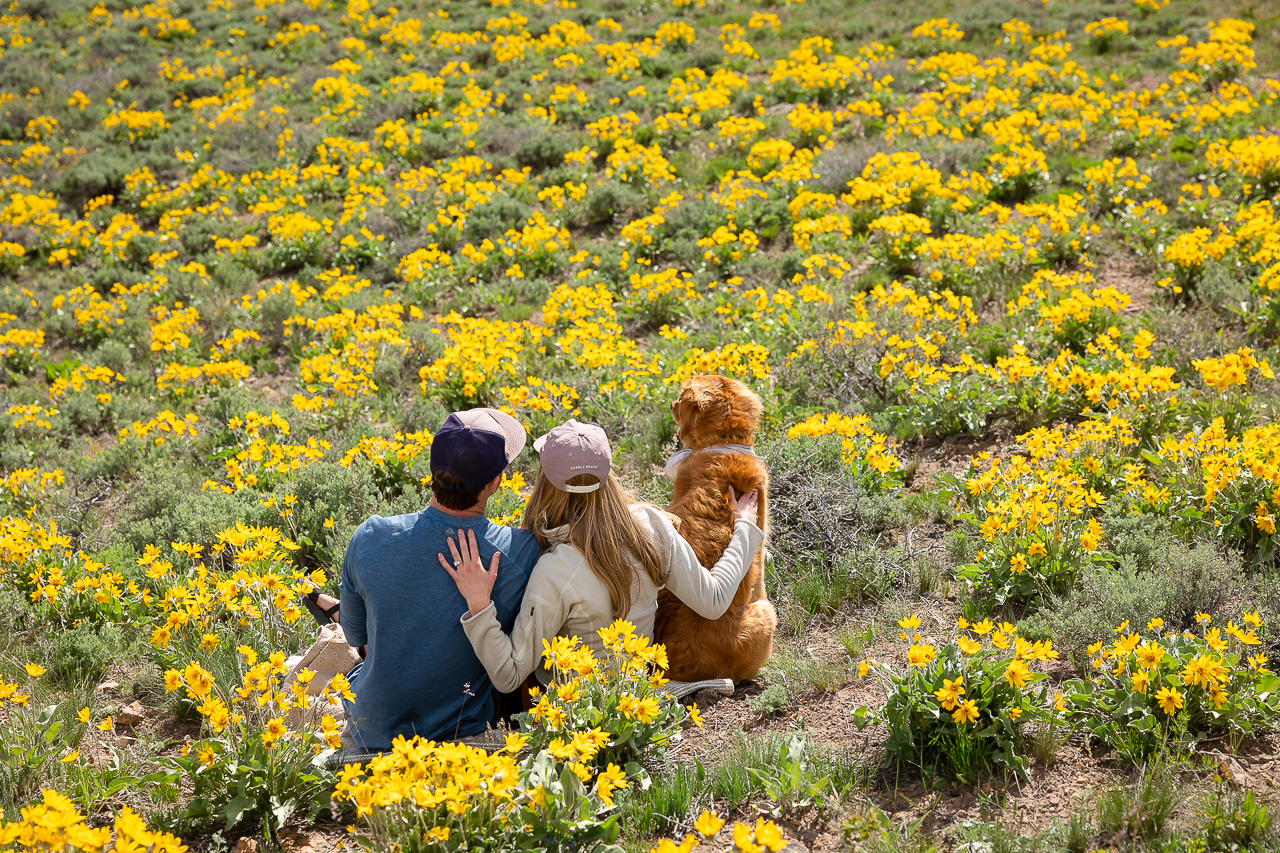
[338,408,541,749]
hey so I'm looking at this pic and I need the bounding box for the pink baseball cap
[533,419,612,493]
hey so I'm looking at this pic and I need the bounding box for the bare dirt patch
[906,430,1004,489]
[1096,249,1160,316]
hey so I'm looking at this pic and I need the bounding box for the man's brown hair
[431,469,484,512]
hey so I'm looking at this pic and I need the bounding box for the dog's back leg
[730,599,777,682]
[751,564,766,603]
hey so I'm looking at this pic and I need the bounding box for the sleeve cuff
[460,600,497,625]
[733,517,765,541]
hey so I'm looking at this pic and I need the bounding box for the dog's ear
[696,379,737,412]
[670,397,686,435]
[684,378,732,417]
[672,385,700,439]
[726,378,763,430]
[672,379,711,438]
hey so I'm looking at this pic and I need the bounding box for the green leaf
[183,798,213,822]
[624,761,648,789]
[102,776,139,797]
[223,794,255,830]
[270,796,296,831]
[142,768,181,786]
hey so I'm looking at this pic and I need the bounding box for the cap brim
[533,433,548,453]
[455,408,527,463]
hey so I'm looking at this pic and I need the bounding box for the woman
[440,419,764,693]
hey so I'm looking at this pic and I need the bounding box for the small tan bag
[283,622,362,729]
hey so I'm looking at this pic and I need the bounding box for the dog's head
[671,375,763,449]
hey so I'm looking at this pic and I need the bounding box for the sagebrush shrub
[51,623,124,686]
[1024,539,1243,666]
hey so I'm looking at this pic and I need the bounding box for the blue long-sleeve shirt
[339,507,541,749]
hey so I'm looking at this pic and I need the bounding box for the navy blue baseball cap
[430,408,527,491]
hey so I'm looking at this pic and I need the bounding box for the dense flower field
[1,0,1280,848]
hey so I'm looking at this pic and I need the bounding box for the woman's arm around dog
[646,487,764,620]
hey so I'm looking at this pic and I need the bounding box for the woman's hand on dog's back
[728,485,758,525]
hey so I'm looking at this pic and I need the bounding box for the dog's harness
[663,444,758,480]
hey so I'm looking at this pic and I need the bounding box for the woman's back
[526,505,666,660]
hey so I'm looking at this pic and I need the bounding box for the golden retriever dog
[653,374,777,683]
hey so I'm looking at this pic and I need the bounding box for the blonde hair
[522,470,663,618]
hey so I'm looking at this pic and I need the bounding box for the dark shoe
[302,588,340,625]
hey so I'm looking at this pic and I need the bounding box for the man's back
[339,506,540,749]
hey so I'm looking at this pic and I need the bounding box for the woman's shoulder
[530,542,590,581]
[629,501,677,524]
[629,503,681,552]
[527,543,601,607]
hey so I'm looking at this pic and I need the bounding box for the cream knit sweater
[459,503,765,693]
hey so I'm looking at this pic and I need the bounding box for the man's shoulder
[355,511,423,540]
[486,521,538,550]
[487,524,541,615]
[500,525,539,549]
[481,517,537,571]
[347,512,432,560]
